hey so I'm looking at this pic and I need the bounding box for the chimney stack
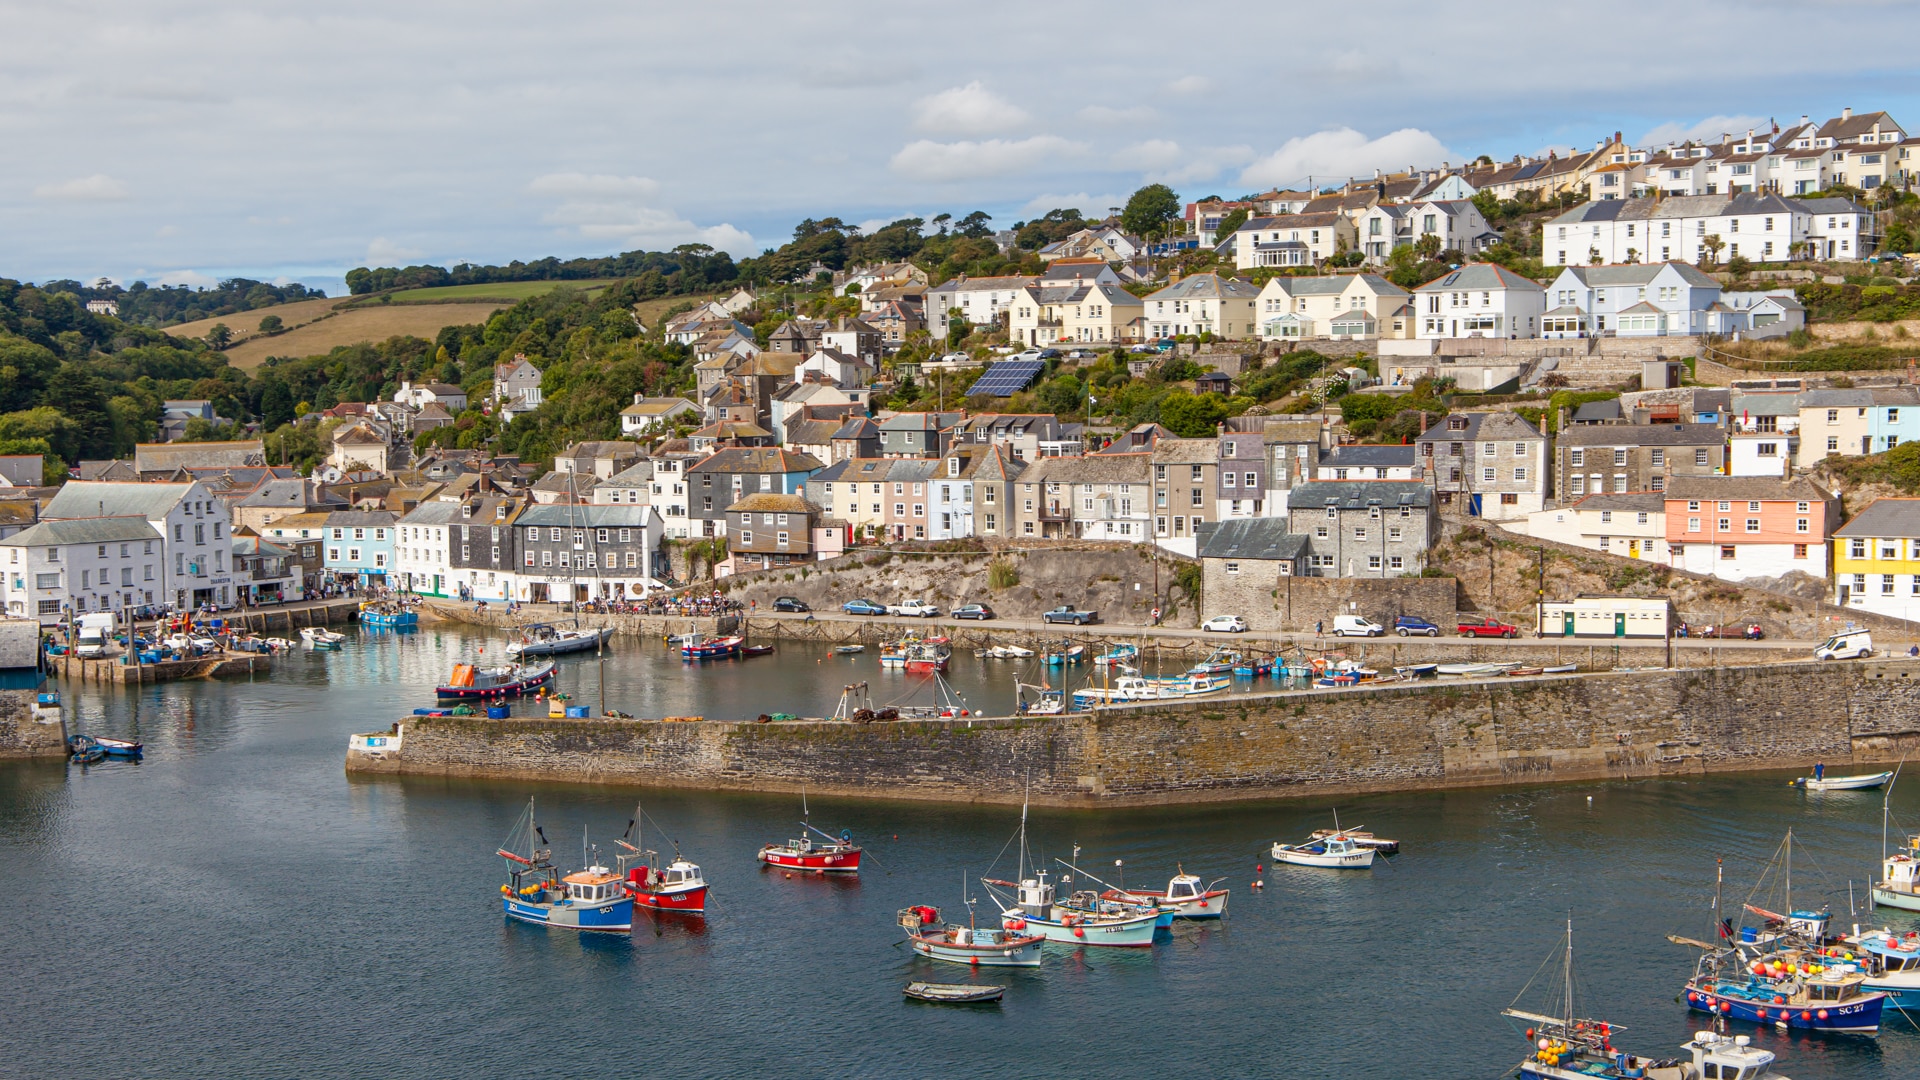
[1842,107,1853,120]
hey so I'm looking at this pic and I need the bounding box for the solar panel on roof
[966,360,1046,397]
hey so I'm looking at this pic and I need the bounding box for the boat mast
[1785,829,1792,913]
[1563,913,1574,1033]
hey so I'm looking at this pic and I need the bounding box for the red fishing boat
[758,821,863,873]
[614,802,710,913]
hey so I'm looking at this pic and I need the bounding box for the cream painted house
[1795,389,1875,467]
[1510,492,1667,559]
[1142,274,1262,340]
[1257,274,1413,341]
[1008,281,1145,345]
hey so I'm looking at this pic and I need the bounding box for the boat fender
[1799,1011,1811,1021]
[1817,1010,1829,1020]
[1073,927,1084,938]
[1007,918,1026,931]
[500,884,512,895]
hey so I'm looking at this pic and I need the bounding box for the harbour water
[3,625,1917,1079]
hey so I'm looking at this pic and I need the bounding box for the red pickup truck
[1457,617,1520,638]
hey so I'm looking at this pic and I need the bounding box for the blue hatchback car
[842,598,888,616]
[1394,615,1442,637]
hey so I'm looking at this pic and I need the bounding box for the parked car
[1458,616,1520,638]
[938,351,972,364]
[1815,631,1873,660]
[842,598,888,616]
[1332,615,1383,637]
[1066,348,1097,359]
[772,596,810,613]
[1042,605,1097,625]
[952,603,995,620]
[1201,615,1248,633]
[1011,348,1045,362]
[1394,615,1441,638]
[1036,348,1062,359]
[889,599,940,618]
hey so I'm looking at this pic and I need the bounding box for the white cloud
[152,269,218,288]
[33,174,130,201]
[1165,75,1213,96]
[366,237,426,265]
[910,81,1032,136]
[1020,192,1127,219]
[1240,127,1453,188]
[528,172,662,198]
[1639,114,1770,147]
[1078,104,1157,126]
[1112,140,1184,171]
[889,136,1084,181]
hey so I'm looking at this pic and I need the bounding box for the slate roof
[1555,423,1722,446]
[1196,518,1310,562]
[1143,273,1262,302]
[724,493,819,515]
[1555,262,1721,288]
[1414,411,1545,443]
[43,481,198,521]
[1563,492,1669,514]
[1413,263,1544,293]
[1663,475,1833,502]
[0,515,160,547]
[514,504,655,528]
[1835,499,1920,539]
[1319,445,1418,468]
[690,448,824,474]
[1288,480,1431,508]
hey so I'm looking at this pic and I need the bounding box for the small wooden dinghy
[903,982,1005,1004]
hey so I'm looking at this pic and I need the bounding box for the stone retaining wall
[348,659,1920,805]
[0,688,66,758]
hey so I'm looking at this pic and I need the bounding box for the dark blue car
[842,598,888,616]
[1394,615,1441,638]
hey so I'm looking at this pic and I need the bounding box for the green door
[1614,612,1627,637]
[1563,611,1575,637]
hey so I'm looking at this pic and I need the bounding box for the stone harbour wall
[348,660,1920,805]
[1198,571,1459,635]
[0,688,67,758]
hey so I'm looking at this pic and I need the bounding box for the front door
[1628,539,1640,558]
[1614,612,1627,637]
[1563,612,1575,636]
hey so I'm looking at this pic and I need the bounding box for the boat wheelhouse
[1105,868,1229,919]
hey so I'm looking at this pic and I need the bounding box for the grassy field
[163,296,345,344]
[376,279,619,304]
[218,303,510,369]
[157,282,722,369]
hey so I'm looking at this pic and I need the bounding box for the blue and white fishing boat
[358,603,418,628]
[1043,642,1086,667]
[981,798,1159,948]
[1092,643,1138,667]
[1507,918,1794,1080]
[1837,930,1920,1008]
[496,798,634,933]
[898,878,1044,968]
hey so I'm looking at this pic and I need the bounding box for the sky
[5,0,1919,298]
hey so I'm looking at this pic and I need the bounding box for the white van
[74,612,116,658]
[1814,631,1873,661]
[1333,615,1384,638]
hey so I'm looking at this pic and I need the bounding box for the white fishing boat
[1104,867,1229,919]
[1791,766,1892,791]
[984,644,1034,659]
[300,626,346,648]
[1436,661,1518,677]
[1015,681,1064,715]
[981,796,1161,948]
[1307,827,1400,855]
[1871,767,1920,912]
[1273,815,1378,869]
[507,624,613,658]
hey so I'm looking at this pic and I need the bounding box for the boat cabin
[1856,930,1920,971]
[1880,840,1920,901]
[1166,874,1202,901]
[563,867,622,903]
[1684,1031,1779,1078]
[1016,873,1055,918]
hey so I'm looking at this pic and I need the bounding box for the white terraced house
[1,516,164,624]
[42,480,235,611]
[1411,263,1546,340]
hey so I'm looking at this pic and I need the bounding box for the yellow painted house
[1832,497,1920,618]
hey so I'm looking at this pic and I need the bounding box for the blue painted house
[322,510,398,588]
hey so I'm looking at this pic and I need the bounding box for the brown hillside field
[164,296,345,343]
[214,303,508,369]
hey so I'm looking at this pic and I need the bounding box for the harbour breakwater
[346,659,1920,805]
[0,689,67,758]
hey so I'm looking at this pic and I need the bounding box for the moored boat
[983,870,1159,947]
[66,734,107,764]
[758,818,863,873]
[982,644,1034,659]
[1839,929,1920,1007]
[615,801,709,913]
[357,602,418,628]
[92,735,144,759]
[1103,867,1228,919]
[1307,827,1399,855]
[497,798,634,933]
[507,624,611,658]
[1042,642,1085,667]
[1683,958,1885,1033]
[741,643,775,657]
[1186,648,1240,676]
[300,626,346,648]
[898,905,1043,967]
[1093,643,1138,667]
[436,660,556,700]
[903,981,1007,1004]
[682,634,743,660]
[1272,822,1377,869]
[833,644,866,654]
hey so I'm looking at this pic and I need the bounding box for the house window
[1694,449,1709,466]
[1851,539,1868,559]
[1796,518,1809,533]
[1746,519,1761,533]
[1720,546,1736,559]
[1688,517,1701,532]
[1225,561,1240,575]
[1570,449,1584,467]
[1794,544,1808,559]
[1612,448,1627,467]
[741,531,752,545]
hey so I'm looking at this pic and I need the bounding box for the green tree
[1414,234,1443,261]
[1158,390,1226,437]
[1700,234,1726,267]
[1213,207,1250,241]
[205,323,233,349]
[1121,184,1182,249]
[258,314,283,333]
